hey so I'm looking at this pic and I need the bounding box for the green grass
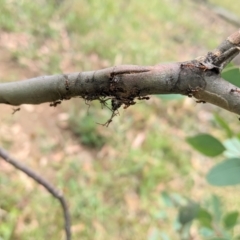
[1,0,240,240]
[68,105,107,148]
[209,0,240,17]
[0,0,231,74]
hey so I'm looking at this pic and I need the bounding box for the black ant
[50,100,61,107]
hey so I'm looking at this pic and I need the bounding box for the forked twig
[0,146,71,240]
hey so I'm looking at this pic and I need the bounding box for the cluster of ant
[95,95,150,127]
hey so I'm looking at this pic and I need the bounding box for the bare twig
[0,146,71,240]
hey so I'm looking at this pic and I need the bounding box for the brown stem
[0,146,71,240]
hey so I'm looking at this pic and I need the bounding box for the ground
[0,1,240,240]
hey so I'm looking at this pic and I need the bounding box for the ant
[12,107,20,114]
[50,100,61,107]
[196,100,206,104]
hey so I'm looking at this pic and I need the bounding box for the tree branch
[0,146,71,240]
[0,29,240,115]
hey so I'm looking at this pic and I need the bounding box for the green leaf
[197,208,213,229]
[178,201,199,225]
[161,191,174,207]
[161,192,186,207]
[223,211,239,229]
[207,158,240,186]
[222,67,240,88]
[225,62,235,68]
[211,195,222,223]
[214,114,233,138]
[223,138,240,158]
[186,134,225,157]
[199,227,215,237]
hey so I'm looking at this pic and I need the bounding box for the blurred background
[0,0,240,239]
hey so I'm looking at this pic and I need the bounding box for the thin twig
[0,146,71,240]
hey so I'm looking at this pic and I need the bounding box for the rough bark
[1,29,240,115]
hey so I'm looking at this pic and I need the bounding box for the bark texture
[0,29,240,115]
